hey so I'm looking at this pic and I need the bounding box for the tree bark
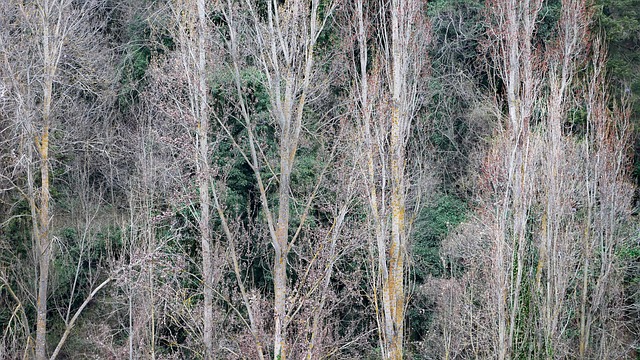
[230,1,327,358]
[172,0,215,355]
[34,0,62,357]
[355,1,425,358]
[194,0,215,355]
[273,157,291,360]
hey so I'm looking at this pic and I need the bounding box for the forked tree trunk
[228,1,326,358]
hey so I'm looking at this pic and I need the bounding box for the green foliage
[537,0,563,44]
[118,16,153,109]
[52,226,123,309]
[412,194,467,280]
[407,195,468,346]
[618,243,640,260]
[314,0,341,63]
[427,0,484,71]
[618,241,640,292]
[117,12,174,110]
[426,0,489,191]
[567,106,589,138]
[596,0,640,184]
[211,67,273,221]
[1,201,31,260]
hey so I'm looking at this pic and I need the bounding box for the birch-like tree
[485,0,542,357]
[168,0,218,357]
[352,0,427,358]
[435,0,636,358]
[221,1,345,358]
[0,0,95,358]
[0,0,126,358]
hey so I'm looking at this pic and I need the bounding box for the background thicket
[0,0,638,359]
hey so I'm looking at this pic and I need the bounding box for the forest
[1,0,639,359]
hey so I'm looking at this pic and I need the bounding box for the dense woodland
[1,0,639,359]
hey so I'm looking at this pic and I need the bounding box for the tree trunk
[355,0,425,358]
[273,157,291,360]
[34,1,57,357]
[34,122,51,360]
[193,0,214,357]
[385,103,405,360]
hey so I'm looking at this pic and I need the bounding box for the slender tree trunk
[386,102,405,360]
[243,1,325,358]
[193,0,214,356]
[34,123,51,360]
[173,0,215,355]
[34,1,58,357]
[273,158,291,360]
[355,1,424,358]
[383,1,422,358]
[485,1,542,357]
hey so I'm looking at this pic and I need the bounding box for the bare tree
[577,37,635,358]
[0,0,128,358]
[352,0,428,358]
[0,0,101,358]
[221,1,338,358]
[538,0,591,355]
[484,1,542,356]
[168,0,218,357]
[432,0,636,358]
[31,0,62,355]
